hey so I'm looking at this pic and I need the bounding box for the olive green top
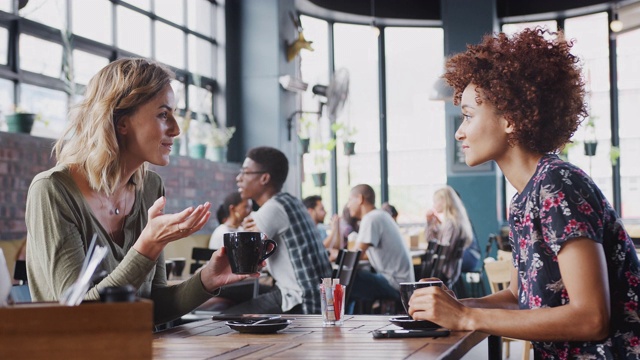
[26,165,214,325]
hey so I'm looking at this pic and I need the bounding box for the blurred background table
[153,314,490,359]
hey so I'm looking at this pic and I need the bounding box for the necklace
[97,187,129,245]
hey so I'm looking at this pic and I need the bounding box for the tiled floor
[462,337,533,359]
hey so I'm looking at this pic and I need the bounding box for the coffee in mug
[400,280,443,314]
[223,232,277,274]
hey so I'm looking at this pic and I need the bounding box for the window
[0,26,7,65]
[72,0,112,45]
[564,13,613,201]
[334,23,381,207]
[385,27,446,223]
[616,28,640,219]
[20,84,67,139]
[19,0,66,30]
[188,34,214,78]
[123,0,150,11]
[0,78,13,124]
[155,0,184,26]
[156,21,185,68]
[73,50,109,86]
[188,0,215,39]
[20,34,63,78]
[117,5,151,57]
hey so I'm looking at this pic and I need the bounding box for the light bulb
[610,19,623,32]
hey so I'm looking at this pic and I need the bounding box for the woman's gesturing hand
[199,247,262,292]
[134,196,211,260]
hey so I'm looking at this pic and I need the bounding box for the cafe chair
[190,247,215,274]
[420,239,465,288]
[484,258,532,360]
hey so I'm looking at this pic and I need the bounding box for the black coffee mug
[400,280,443,314]
[224,232,277,274]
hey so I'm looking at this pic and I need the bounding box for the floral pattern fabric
[509,154,640,359]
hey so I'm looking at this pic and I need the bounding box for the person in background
[424,186,474,286]
[339,205,359,249]
[347,184,414,311]
[408,28,639,358]
[209,191,252,249]
[227,146,332,314]
[25,58,256,325]
[303,195,341,259]
[381,202,398,223]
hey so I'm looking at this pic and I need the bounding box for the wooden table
[153,314,490,359]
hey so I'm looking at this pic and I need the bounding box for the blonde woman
[424,185,474,285]
[26,58,257,325]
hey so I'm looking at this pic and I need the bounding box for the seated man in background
[303,195,341,260]
[226,146,332,314]
[347,184,414,312]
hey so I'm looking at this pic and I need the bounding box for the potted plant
[2,106,46,134]
[583,117,597,157]
[206,121,236,162]
[309,138,336,187]
[187,119,236,161]
[331,122,357,156]
[298,115,314,154]
[188,120,210,159]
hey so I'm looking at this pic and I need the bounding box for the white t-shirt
[208,223,241,249]
[250,198,303,312]
[357,209,415,291]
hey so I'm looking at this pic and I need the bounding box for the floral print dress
[509,154,640,359]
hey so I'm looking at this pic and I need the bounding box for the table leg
[488,335,502,360]
[252,278,259,298]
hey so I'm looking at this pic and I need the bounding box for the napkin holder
[0,299,153,360]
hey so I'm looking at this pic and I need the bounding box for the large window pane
[0,0,10,12]
[73,0,112,45]
[0,26,8,65]
[188,34,213,78]
[73,50,109,86]
[156,22,184,69]
[298,16,332,212]
[20,84,67,139]
[385,27,445,224]
[20,34,63,78]
[19,0,66,30]
[155,0,184,26]
[117,5,150,57]
[564,13,613,201]
[617,28,640,219]
[334,23,380,208]
[187,0,214,38]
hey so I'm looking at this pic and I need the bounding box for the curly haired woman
[408,28,640,359]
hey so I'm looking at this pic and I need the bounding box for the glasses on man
[238,169,267,176]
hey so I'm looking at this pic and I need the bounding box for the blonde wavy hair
[433,186,474,247]
[54,58,175,195]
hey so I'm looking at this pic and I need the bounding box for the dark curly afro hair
[443,27,588,154]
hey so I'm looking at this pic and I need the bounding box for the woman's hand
[134,196,211,260]
[199,247,262,293]
[408,284,471,330]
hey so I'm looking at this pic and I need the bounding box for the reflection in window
[0,78,14,127]
[117,5,150,57]
[334,23,381,208]
[564,12,612,201]
[156,21,185,69]
[299,16,332,211]
[20,34,63,78]
[72,0,112,45]
[0,27,8,65]
[188,34,213,78]
[20,84,67,139]
[155,0,184,26]
[73,50,109,85]
[188,0,214,38]
[385,27,445,223]
[18,0,66,29]
[616,28,640,219]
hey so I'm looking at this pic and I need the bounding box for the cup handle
[260,239,277,262]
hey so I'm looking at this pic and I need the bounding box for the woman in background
[209,191,253,249]
[26,58,257,325]
[424,186,474,286]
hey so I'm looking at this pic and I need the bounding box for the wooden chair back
[483,259,512,294]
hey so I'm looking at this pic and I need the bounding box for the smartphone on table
[372,329,450,339]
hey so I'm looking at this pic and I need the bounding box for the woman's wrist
[132,236,164,260]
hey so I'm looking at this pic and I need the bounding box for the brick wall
[0,131,240,241]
